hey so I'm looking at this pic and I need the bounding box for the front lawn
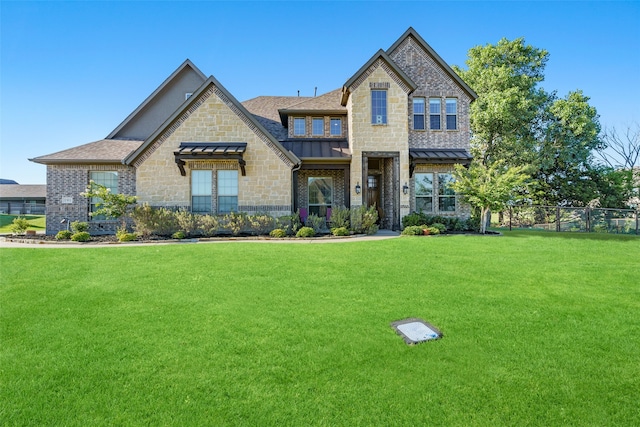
[0,214,46,233]
[1,232,638,426]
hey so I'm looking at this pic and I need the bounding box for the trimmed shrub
[70,221,89,233]
[249,214,277,236]
[331,226,350,236]
[175,210,200,237]
[55,230,73,240]
[431,223,446,234]
[116,227,137,242]
[199,214,220,237]
[71,232,91,242]
[172,231,186,239]
[401,225,424,236]
[10,217,30,234]
[296,226,315,238]
[276,213,302,236]
[131,204,178,237]
[269,228,287,238]
[426,226,440,235]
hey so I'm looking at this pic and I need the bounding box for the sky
[1,0,639,184]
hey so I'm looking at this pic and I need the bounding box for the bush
[329,206,350,229]
[331,226,350,236]
[175,210,200,237]
[225,212,249,236]
[431,223,446,234]
[426,226,440,235]
[350,205,378,235]
[10,217,30,234]
[131,204,178,237]
[55,230,73,240]
[249,214,277,236]
[71,221,89,233]
[305,214,326,234]
[269,228,287,238]
[296,226,315,238]
[172,231,186,239]
[199,214,220,237]
[116,227,137,242]
[276,213,302,236]
[401,225,424,236]
[71,232,91,242]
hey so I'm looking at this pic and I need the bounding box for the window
[308,177,333,218]
[218,170,238,213]
[446,98,457,130]
[294,118,306,136]
[192,170,212,214]
[89,171,118,219]
[371,90,387,124]
[414,173,433,212]
[438,173,456,211]
[429,98,441,130]
[413,98,425,130]
[312,118,324,136]
[330,118,342,136]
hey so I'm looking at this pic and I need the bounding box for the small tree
[81,181,137,229]
[452,161,530,234]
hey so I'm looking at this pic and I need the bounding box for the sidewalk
[0,230,400,248]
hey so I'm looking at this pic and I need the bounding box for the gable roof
[341,49,417,106]
[388,27,477,100]
[123,75,301,167]
[106,59,207,140]
[30,139,144,165]
[278,88,346,126]
[0,184,46,199]
[242,96,313,140]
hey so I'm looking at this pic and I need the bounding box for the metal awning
[282,139,351,162]
[409,148,472,176]
[174,142,247,176]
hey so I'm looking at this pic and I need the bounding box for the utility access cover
[391,318,442,345]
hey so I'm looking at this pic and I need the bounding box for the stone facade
[135,83,293,219]
[45,164,136,235]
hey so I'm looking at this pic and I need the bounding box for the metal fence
[502,206,639,235]
[0,202,46,215]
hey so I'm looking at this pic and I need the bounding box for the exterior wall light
[355,182,361,194]
[402,182,409,195]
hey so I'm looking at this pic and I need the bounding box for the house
[30,27,476,235]
[0,184,46,215]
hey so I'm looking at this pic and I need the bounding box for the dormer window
[330,118,342,136]
[294,118,306,136]
[312,118,324,136]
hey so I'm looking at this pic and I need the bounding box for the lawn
[1,232,639,426]
[0,214,46,233]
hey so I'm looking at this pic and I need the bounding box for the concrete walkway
[0,230,401,248]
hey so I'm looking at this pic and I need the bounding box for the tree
[452,161,530,234]
[81,181,137,229]
[595,123,640,169]
[453,38,549,167]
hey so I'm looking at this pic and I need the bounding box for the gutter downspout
[291,162,302,215]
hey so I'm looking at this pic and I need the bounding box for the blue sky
[1,0,639,184]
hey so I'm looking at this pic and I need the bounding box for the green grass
[0,214,46,233]
[1,232,639,426]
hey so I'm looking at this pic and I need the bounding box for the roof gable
[341,49,417,106]
[387,27,477,100]
[124,75,300,167]
[107,59,208,140]
[29,139,144,165]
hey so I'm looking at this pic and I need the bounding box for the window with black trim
[89,171,118,220]
[429,98,441,130]
[446,98,457,130]
[371,90,387,124]
[413,97,425,130]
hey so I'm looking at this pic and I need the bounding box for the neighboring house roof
[0,179,19,184]
[124,75,301,167]
[106,59,208,140]
[30,139,144,164]
[341,49,418,106]
[0,184,46,199]
[387,27,477,101]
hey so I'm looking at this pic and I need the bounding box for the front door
[367,174,383,225]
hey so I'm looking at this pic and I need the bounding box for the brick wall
[45,164,136,235]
